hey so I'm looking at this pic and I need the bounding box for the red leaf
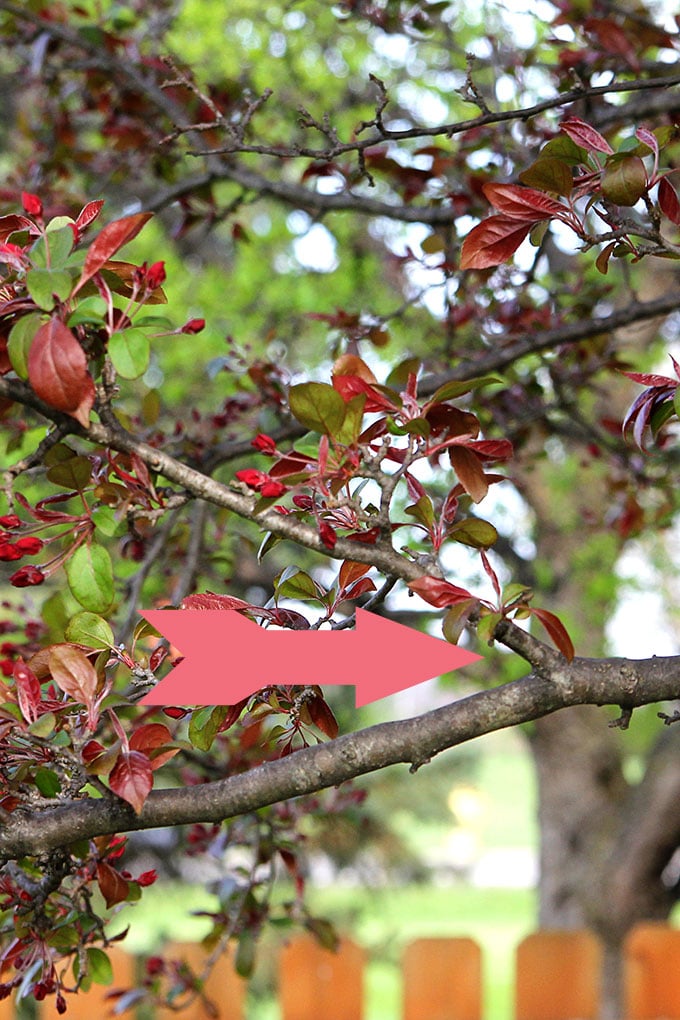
[559,117,613,155]
[482,183,571,222]
[529,607,575,661]
[408,575,474,607]
[343,576,376,600]
[74,200,105,233]
[96,862,130,908]
[13,660,41,724]
[73,212,153,293]
[109,750,153,814]
[48,644,98,710]
[620,370,676,388]
[460,216,533,270]
[463,438,514,462]
[27,316,95,427]
[658,177,680,226]
[180,592,251,611]
[129,723,178,770]
[307,695,339,739]
[0,214,34,243]
[635,127,658,158]
[338,560,372,590]
[449,446,489,503]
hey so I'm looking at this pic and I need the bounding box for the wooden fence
[3,925,680,1019]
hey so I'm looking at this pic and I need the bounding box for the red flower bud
[14,536,43,555]
[181,318,205,334]
[252,433,277,455]
[146,261,166,289]
[260,480,287,498]
[136,869,157,887]
[9,565,45,587]
[235,469,266,490]
[21,191,42,218]
[0,515,21,529]
[0,543,23,561]
[146,956,165,976]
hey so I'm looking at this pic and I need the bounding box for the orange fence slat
[38,946,136,1020]
[625,923,680,1019]
[514,929,602,1020]
[280,936,365,1020]
[155,942,246,1020]
[402,937,482,1020]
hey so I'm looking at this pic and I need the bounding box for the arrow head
[353,608,481,706]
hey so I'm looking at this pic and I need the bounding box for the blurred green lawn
[119,880,534,1019]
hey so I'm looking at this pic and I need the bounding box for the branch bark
[0,652,678,860]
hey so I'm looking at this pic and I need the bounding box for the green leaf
[501,582,533,608]
[335,393,366,445]
[275,568,324,601]
[289,381,347,435]
[28,712,56,738]
[31,227,74,270]
[189,706,228,751]
[45,226,75,269]
[65,611,115,649]
[92,506,124,538]
[447,518,498,549]
[35,767,61,798]
[7,312,44,379]
[108,328,151,379]
[476,611,502,644]
[540,135,587,165]
[235,930,257,978]
[86,947,114,986]
[65,543,115,614]
[519,157,574,197]
[601,154,648,207]
[404,495,435,528]
[429,375,500,404]
[26,268,73,309]
[46,454,92,490]
[68,295,107,327]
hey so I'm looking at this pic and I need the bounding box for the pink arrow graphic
[138,608,481,708]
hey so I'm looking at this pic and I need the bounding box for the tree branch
[1,652,679,859]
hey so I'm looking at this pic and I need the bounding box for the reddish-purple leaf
[408,575,474,607]
[482,183,571,222]
[129,723,179,771]
[658,177,680,225]
[338,560,372,590]
[460,216,534,270]
[343,576,376,600]
[73,212,153,293]
[0,214,34,243]
[109,750,153,814]
[620,370,677,387]
[529,607,575,661]
[449,446,489,503]
[307,695,339,739]
[559,117,613,155]
[462,438,514,462]
[635,127,658,158]
[48,644,98,709]
[480,550,502,602]
[180,592,251,611]
[13,660,41,724]
[28,316,95,427]
[74,200,105,234]
[96,862,130,908]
